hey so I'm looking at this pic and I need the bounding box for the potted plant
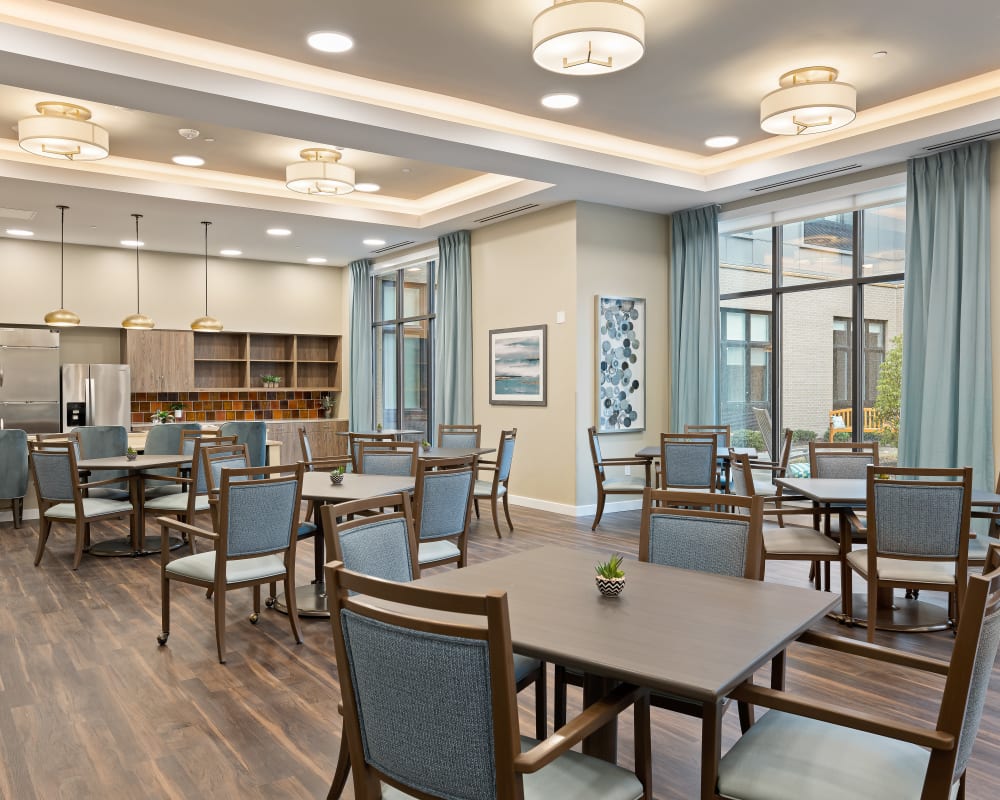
[375,422,383,432]
[125,446,138,462]
[421,439,432,452]
[170,401,184,420]
[329,465,346,485]
[319,395,335,418]
[261,374,281,388]
[150,409,172,424]
[595,553,626,598]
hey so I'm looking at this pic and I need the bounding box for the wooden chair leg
[866,575,878,644]
[490,497,502,538]
[553,665,568,730]
[327,736,351,800]
[502,491,514,532]
[534,664,547,741]
[72,519,87,570]
[13,497,23,529]
[823,560,831,592]
[284,577,303,645]
[34,516,52,566]
[737,700,755,732]
[592,491,606,531]
[159,574,171,646]
[214,587,227,664]
[633,692,652,800]
[473,498,480,519]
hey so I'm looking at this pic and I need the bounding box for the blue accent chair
[0,429,29,528]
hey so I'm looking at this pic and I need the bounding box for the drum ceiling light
[532,0,645,75]
[18,101,110,160]
[286,148,356,196]
[760,66,857,136]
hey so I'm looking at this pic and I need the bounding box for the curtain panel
[434,230,473,426]
[348,258,374,432]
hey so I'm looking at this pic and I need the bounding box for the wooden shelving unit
[193,331,342,391]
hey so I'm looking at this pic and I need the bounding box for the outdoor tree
[875,335,902,447]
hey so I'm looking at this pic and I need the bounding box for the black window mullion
[851,210,864,443]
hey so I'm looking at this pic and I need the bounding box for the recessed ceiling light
[401,168,411,174]
[872,50,888,58]
[6,228,34,236]
[705,135,739,148]
[363,238,386,247]
[120,239,144,247]
[172,155,205,167]
[204,138,216,143]
[307,31,354,53]
[407,267,422,272]
[541,93,579,109]
[307,257,327,264]
[266,228,292,236]
[355,182,381,193]
[220,249,242,257]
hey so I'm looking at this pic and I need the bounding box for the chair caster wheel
[157,633,169,646]
[249,612,260,624]
[264,596,276,609]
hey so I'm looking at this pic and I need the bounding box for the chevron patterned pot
[596,576,625,598]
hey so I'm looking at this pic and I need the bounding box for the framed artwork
[596,296,645,433]
[489,325,547,406]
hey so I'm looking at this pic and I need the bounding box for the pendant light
[191,221,223,332]
[121,213,155,329]
[43,205,81,327]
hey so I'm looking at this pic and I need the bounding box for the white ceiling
[0,0,997,265]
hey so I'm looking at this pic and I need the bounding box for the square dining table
[410,544,837,799]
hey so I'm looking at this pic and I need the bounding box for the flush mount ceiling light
[532,0,645,75]
[44,205,80,327]
[121,213,155,330]
[286,148,356,196]
[191,221,223,332]
[18,101,110,160]
[760,66,857,136]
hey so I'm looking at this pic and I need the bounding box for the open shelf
[193,331,342,391]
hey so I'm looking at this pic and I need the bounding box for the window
[373,260,435,439]
[833,317,886,409]
[720,308,771,428]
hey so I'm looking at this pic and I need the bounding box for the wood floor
[1,504,998,799]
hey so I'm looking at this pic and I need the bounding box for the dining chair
[437,423,482,448]
[219,420,267,467]
[411,454,476,570]
[807,439,879,535]
[156,462,305,663]
[968,471,1000,568]
[845,465,972,643]
[686,423,732,488]
[0,429,29,528]
[348,431,395,472]
[474,427,517,537]
[587,425,650,531]
[355,440,418,476]
[658,432,718,493]
[715,543,1000,800]
[73,424,130,499]
[28,440,134,569]
[142,422,200,497]
[326,561,649,800]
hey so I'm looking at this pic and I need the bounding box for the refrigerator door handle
[0,360,4,388]
[85,377,94,426]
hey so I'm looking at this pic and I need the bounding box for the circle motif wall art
[596,296,645,433]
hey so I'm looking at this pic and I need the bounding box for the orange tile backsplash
[130,391,334,424]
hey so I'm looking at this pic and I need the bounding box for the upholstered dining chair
[411,454,476,570]
[348,431,395,472]
[142,422,200,495]
[218,421,267,467]
[658,432,718,493]
[437,423,482,448]
[807,440,879,536]
[28,440,134,569]
[968,471,1000,568]
[731,429,794,519]
[685,423,732,488]
[587,425,650,531]
[845,465,972,643]
[474,427,517,538]
[73,424,130,499]
[156,462,305,663]
[714,543,1000,800]
[0,429,29,528]
[326,562,649,800]
[355,440,418,476]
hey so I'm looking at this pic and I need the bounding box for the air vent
[369,240,416,254]
[474,204,541,224]
[922,130,1000,152]
[751,164,863,192]
[0,207,37,221]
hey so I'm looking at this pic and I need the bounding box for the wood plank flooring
[1,505,998,799]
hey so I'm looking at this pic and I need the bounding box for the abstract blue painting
[489,325,547,406]
[596,296,645,433]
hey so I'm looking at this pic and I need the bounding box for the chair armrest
[796,630,950,675]
[81,475,133,490]
[156,517,218,541]
[597,457,649,467]
[730,682,954,751]
[304,456,352,470]
[143,474,192,486]
[514,683,647,774]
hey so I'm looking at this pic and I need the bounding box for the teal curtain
[349,258,374,432]
[670,205,720,430]
[901,142,993,490]
[434,230,473,425]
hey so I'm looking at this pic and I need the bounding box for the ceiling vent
[0,207,37,221]
[474,204,541,224]
[751,164,862,192]
[922,130,1000,152]
[369,240,416,254]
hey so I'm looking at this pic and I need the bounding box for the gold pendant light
[121,213,155,329]
[191,220,223,332]
[44,204,81,327]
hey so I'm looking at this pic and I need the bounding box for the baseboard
[506,495,642,519]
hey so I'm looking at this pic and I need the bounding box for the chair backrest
[0,429,29,499]
[659,433,717,491]
[218,421,267,467]
[74,425,128,485]
[587,426,606,481]
[216,463,302,560]
[181,431,238,494]
[28,440,82,505]
[729,452,756,498]
[413,455,476,543]
[684,423,731,449]
[866,466,971,562]
[776,427,793,470]
[201,444,252,495]
[809,440,879,479]
[640,488,763,579]
[327,563,521,800]
[494,428,517,483]
[349,431,396,472]
[36,430,80,459]
[321,493,420,584]
[298,426,313,468]
[144,422,200,479]
[357,440,418,476]
[437,423,481,449]
[752,407,774,461]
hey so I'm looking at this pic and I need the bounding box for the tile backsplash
[131,391,335,424]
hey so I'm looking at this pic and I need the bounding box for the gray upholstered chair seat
[717,709,958,800]
[764,528,840,556]
[165,551,286,584]
[381,734,643,800]
[298,521,318,539]
[513,654,541,683]
[474,479,505,497]
[603,476,647,492]
[417,540,462,564]
[45,498,133,519]
[85,487,132,501]
[145,492,210,513]
[751,478,779,496]
[845,550,957,585]
[144,484,185,499]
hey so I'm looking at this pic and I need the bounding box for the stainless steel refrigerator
[0,328,61,433]
[61,364,131,431]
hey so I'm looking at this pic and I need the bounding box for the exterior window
[720,308,771,430]
[832,317,886,410]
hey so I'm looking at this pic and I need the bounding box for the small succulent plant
[262,374,281,386]
[375,422,383,432]
[331,465,346,477]
[595,553,625,580]
[151,409,172,423]
[421,440,431,449]
[126,447,137,456]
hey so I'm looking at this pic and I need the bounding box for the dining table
[635,445,758,461]
[416,445,495,460]
[410,544,837,799]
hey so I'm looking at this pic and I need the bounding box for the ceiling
[0,0,997,265]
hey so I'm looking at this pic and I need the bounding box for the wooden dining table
[416,445,495,460]
[412,544,837,799]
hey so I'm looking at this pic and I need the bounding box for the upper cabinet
[121,330,194,392]
[193,332,341,391]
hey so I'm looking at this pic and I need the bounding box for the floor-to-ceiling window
[373,259,435,440]
[719,197,906,465]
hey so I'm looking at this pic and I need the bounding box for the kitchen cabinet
[120,330,194,392]
[265,419,347,462]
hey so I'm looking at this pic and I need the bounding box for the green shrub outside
[732,429,765,451]
[792,429,817,443]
